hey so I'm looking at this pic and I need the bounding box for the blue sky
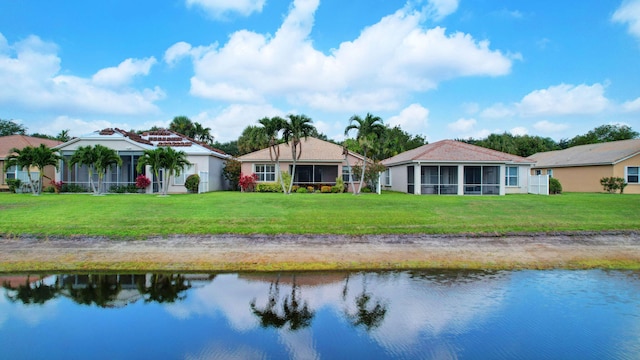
[1,0,639,143]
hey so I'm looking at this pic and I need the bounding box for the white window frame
[342,166,352,182]
[626,166,639,184]
[173,164,194,186]
[505,166,519,187]
[255,164,276,182]
[383,168,391,186]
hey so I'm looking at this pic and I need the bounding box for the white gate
[199,171,209,193]
[528,175,549,195]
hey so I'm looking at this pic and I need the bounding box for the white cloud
[92,57,157,87]
[448,118,476,132]
[425,0,459,21]
[509,126,528,136]
[182,0,512,112]
[0,33,164,116]
[517,83,609,116]
[480,103,516,118]
[186,0,265,18]
[39,116,134,137]
[532,120,569,133]
[622,97,640,112]
[193,103,284,142]
[612,0,640,40]
[387,103,429,134]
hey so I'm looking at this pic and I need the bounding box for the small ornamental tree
[600,177,627,194]
[549,178,562,194]
[185,174,200,193]
[135,175,151,190]
[223,159,241,191]
[239,173,258,192]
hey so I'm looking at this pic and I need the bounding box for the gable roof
[0,135,62,159]
[381,140,534,166]
[528,139,640,168]
[238,137,364,162]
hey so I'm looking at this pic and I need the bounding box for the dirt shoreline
[1,231,639,272]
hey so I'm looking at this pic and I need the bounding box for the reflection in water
[1,270,640,359]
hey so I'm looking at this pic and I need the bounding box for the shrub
[223,159,241,191]
[61,183,87,193]
[307,186,315,192]
[6,179,22,193]
[361,186,372,193]
[296,187,308,193]
[256,183,283,192]
[126,184,139,193]
[331,185,342,193]
[185,174,200,193]
[292,185,299,193]
[135,175,151,189]
[600,177,627,194]
[50,180,64,193]
[109,185,127,193]
[239,173,258,192]
[43,186,56,193]
[280,171,292,192]
[549,178,562,194]
[321,185,332,193]
[335,177,345,193]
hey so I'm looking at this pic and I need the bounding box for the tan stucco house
[381,140,535,195]
[238,137,367,192]
[528,139,640,193]
[54,128,230,193]
[0,135,62,192]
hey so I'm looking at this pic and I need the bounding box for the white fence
[528,175,549,195]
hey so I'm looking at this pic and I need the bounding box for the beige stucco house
[381,140,535,195]
[528,139,640,193]
[0,135,62,192]
[238,137,367,192]
[54,128,230,193]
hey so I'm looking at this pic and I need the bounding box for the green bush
[361,186,372,193]
[334,177,345,193]
[307,186,315,192]
[43,186,56,193]
[6,179,22,193]
[549,178,562,194]
[296,187,308,193]
[331,185,342,193]
[321,185,332,193]
[600,177,627,194]
[61,183,87,193]
[185,174,200,193]
[280,171,292,191]
[256,182,283,193]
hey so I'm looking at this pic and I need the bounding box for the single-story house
[380,140,535,195]
[237,137,367,192]
[54,128,230,193]
[528,139,640,193]
[0,135,62,192]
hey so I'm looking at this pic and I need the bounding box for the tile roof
[0,135,62,158]
[238,137,363,162]
[528,139,640,167]
[381,140,534,166]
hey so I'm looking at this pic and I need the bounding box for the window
[255,164,276,182]
[383,168,391,186]
[547,169,553,178]
[342,166,352,182]
[505,166,518,187]
[5,165,16,181]
[627,166,639,184]
[535,169,542,175]
[174,165,194,186]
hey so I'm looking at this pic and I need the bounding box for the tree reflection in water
[139,274,192,304]
[342,274,388,331]
[250,275,314,331]
[65,275,122,307]
[2,276,61,305]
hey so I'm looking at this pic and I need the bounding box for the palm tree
[344,113,385,194]
[282,114,316,194]
[56,129,71,142]
[193,122,214,145]
[259,116,286,192]
[159,147,190,196]
[137,148,165,194]
[68,145,98,194]
[5,144,61,195]
[237,125,269,155]
[93,145,122,194]
[169,116,195,138]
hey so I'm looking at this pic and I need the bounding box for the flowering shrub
[239,173,258,192]
[50,180,64,193]
[135,175,151,189]
[321,185,332,193]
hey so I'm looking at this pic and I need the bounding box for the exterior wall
[505,164,531,194]
[383,165,408,193]
[163,155,227,193]
[615,155,640,194]
[532,165,614,193]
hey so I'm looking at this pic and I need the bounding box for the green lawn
[0,191,638,238]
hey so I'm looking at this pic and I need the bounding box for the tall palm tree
[169,116,195,138]
[344,113,385,194]
[5,144,61,195]
[159,147,190,196]
[193,122,214,145]
[282,114,316,194]
[68,145,98,194]
[93,145,122,194]
[259,116,286,192]
[137,148,165,194]
[56,129,71,143]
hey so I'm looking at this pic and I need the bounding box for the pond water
[1,270,639,359]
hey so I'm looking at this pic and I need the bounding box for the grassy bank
[0,192,638,237]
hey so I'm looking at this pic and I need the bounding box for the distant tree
[259,116,287,193]
[56,129,71,142]
[282,114,316,194]
[344,113,385,194]
[0,119,27,136]
[193,122,214,145]
[4,144,61,195]
[566,124,639,147]
[458,133,559,157]
[237,125,269,155]
[212,140,239,156]
[29,133,57,140]
[374,125,427,160]
[169,116,196,138]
